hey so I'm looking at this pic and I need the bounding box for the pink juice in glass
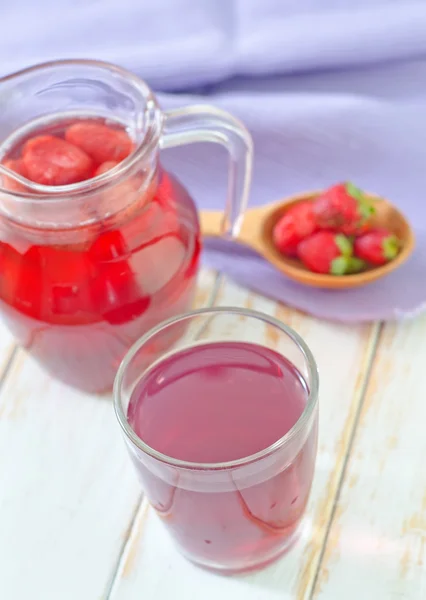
[127,340,318,570]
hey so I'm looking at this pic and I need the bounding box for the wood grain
[0,321,16,380]
[313,316,426,599]
[108,276,379,600]
[0,347,142,600]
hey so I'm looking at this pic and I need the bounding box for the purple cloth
[3,0,426,321]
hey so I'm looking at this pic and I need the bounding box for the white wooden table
[0,268,424,600]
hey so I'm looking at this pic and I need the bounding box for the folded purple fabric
[3,0,426,321]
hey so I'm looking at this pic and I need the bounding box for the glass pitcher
[0,60,252,393]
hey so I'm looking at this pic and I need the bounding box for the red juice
[0,117,201,392]
[127,341,318,571]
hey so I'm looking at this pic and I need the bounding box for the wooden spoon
[200,191,415,289]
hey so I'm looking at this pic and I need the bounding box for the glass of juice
[0,60,252,393]
[114,307,319,573]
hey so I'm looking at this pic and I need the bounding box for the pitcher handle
[161,105,253,239]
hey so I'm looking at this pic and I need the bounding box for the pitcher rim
[0,58,163,199]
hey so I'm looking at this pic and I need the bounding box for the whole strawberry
[354,228,400,266]
[298,231,365,275]
[313,182,375,235]
[273,201,317,257]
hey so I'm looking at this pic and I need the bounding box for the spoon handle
[200,206,269,256]
[199,210,225,238]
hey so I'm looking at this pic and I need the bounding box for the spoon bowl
[200,190,415,289]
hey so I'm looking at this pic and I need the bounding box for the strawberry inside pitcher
[0,117,201,393]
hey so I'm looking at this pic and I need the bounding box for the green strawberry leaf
[335,234,353,257]
[382,234,400,260]
[347,257,368,274]
[359,200,376,220]
[345,182,376,221]
[330,256,350,275]
[345,181,365,202]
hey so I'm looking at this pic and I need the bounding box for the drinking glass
[114,307,319,573]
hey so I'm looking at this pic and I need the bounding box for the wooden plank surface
[0,348,142,600]
[6,269,422,599]
[108,276,379,600]
[313,315,426,600]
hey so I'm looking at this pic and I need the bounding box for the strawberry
[1,159,28,191]
[94,160,119,176]
[89,230,151,325]
[313,182,375,235]
[273,201,318,257]
[22,135,94,185]
[65,122,133,164]
[354,228,400,266]
[298,231,365,275]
